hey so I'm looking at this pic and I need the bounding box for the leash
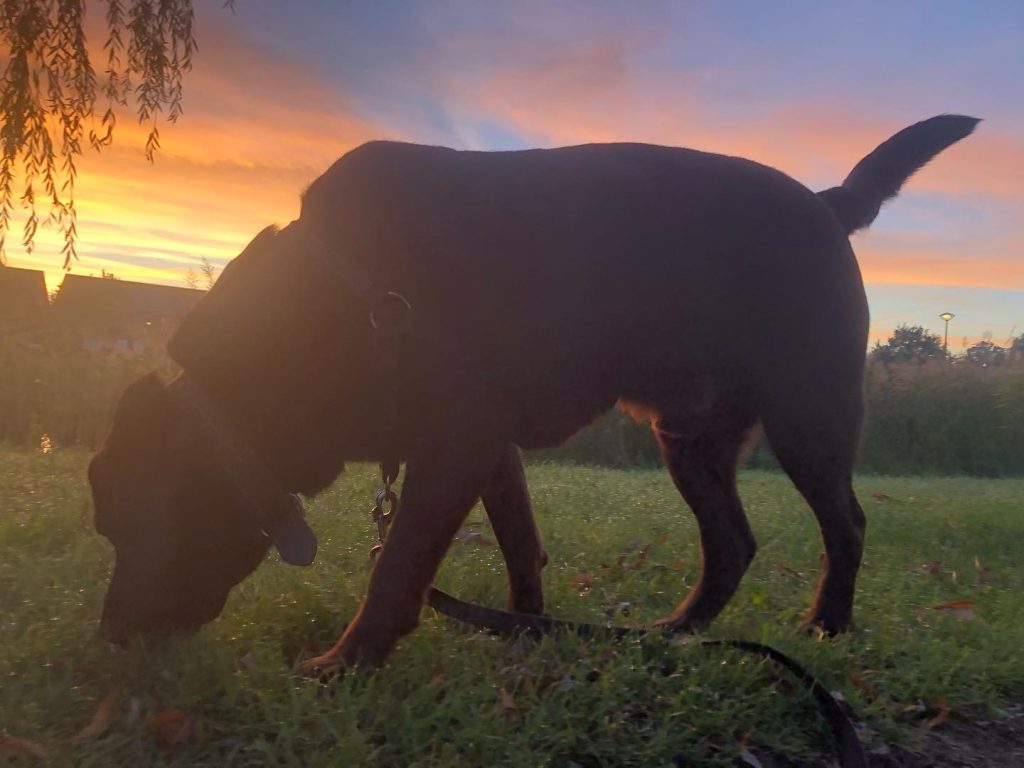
[370,489,867,768]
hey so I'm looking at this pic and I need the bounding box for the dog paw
[295,652,349,684]
[801,614,854,638]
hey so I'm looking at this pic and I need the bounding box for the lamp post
[939,312,955,356]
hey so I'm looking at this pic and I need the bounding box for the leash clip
[369,481,398,560]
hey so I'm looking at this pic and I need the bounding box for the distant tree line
[535,325,1024,477]
[870,324,1024,367]
[3,324,1024,477]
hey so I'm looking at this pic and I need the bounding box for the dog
[89,115,978,672]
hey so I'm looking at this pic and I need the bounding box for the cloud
[856,232,1024,290]
[5,11,380,291]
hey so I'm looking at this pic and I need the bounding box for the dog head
[91,220,379,643]
[89,374,272,644]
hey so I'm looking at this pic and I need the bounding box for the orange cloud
[5,14,379,293]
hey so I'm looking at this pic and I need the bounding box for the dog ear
[265,494,318,566]
[102,373,175,447]
[89,374,179,554]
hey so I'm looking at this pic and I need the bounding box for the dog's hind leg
[759,381,866,635]
[649,391,758,632]
[482,444,547,615]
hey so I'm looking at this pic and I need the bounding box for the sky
[5,0,1023,349]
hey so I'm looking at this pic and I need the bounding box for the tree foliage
[965,339,1007,367]
[870,324,946,365]
[0,1,214,267]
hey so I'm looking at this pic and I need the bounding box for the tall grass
[3,339,1023,476]
[528,360,1024,477]
[860,360,1024,476]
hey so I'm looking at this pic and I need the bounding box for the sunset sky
[6,0,1023,349]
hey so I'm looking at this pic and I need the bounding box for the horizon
[3,1,1022,348]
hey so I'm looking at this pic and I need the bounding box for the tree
[1011,334,1024,365]
[0,1,228,267]
[870,324,946,365]
[964,339,1007,367]
[199,253,215,288]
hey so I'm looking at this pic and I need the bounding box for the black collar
[167,373,318,565]
[165,219,412,566]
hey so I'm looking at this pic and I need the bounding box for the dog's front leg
[299,435,505,674]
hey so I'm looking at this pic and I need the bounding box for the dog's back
[301,139,855,442]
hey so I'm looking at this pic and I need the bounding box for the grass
[2,450,1023,766]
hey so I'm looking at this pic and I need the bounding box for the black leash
[368,489,865,768]
[424,587,866,768]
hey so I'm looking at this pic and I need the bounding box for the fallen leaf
[146,708,194,747]
[126,697,141,726]
[871,492,892,502]
[430,665,445,685]
[850,673,878,698]
[454,529,493,546]
[75,686,124,741]
[655,533,670,545]
[0,735,48,759]
[498,688,519,725]
[922,562,943,575]
[928,694,951,728]
[774,562,803,578]
[669,560,688,571]
[974,556,990,574]
[929,599,977,621]
[570,573,595,590]
[620,544,650,573]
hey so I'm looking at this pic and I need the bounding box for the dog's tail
[818,114,980,235]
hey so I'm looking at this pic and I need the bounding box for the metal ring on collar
[369,291,413,330]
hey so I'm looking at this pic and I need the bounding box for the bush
[859,359,1024,476]
[0,340,176,449]
[3,338,1023,476]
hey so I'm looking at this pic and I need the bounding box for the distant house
[0,266,49,342]
[50,274,204,353]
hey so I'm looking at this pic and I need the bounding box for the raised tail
[818,114,980,235]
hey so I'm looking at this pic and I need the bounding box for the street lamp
[939,312,955,356]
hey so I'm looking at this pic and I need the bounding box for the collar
[165,219,412,566]
[167,372,318,566]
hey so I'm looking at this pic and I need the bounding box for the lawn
[2,449,1023,766]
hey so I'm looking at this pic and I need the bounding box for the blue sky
[7,0,1022,348]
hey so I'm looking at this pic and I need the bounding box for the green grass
[2,450,1023,766]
